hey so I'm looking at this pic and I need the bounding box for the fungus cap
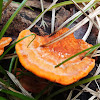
[0,37,12,55]
[16,28,95,85]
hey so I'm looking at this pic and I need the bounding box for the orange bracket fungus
[16,28,95,85]
[0,37,12,56]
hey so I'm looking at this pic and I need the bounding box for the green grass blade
[0,0,27,39]
[27,0,57,30]
[55,43,100,68]
[0,65,11,85]
[0,65,8,78]
[84,47,97,57]
[0,96,7,100]
[35,82,53,100]
[0,0,3,21]
[9,51,16,72]
[66,2,96,27]
[27,34,36,47]
[0,34,35,60]
[27,0,99,30]
[4,0,34,11]
[0,78,10,87]
[46,75,100,99]
[50,0,100,10]
[13,57,18,72]
[25,5,34,11]
[0,89,35,100]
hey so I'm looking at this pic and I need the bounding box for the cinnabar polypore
[16,28,95,85]
[0,37,12,55]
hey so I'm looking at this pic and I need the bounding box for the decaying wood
[55,7,70,29]
[1,2,50,37]
[9,0,61,10]
[0,1,70,37]
[26,0,61,10]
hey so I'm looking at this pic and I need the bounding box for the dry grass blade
[6,71,33,98]
[96,16,100,43]
[40,0,48,29]
[95,80,100,91]
[0,81,21,94]
[72,64,100,100]
[82,21,93,41]
[71,0,99,30]
[80,85,100,98]
[72,84,100,99]
[40,0,44,25]
[54,0,95,33]
[92,53,100,57]
[40,7,100,47]
[51,0,56,33]
[2,0,13,11]
[94,64,100,76]
[88,96,96,100]
[82,2,94,41]
[66,90,73,100]
[2,53,17,60]
[71,90,83,100]
[94,50,100,54]
[27,0,58,30]
[0,0,3,21]
[91,46,100,58]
